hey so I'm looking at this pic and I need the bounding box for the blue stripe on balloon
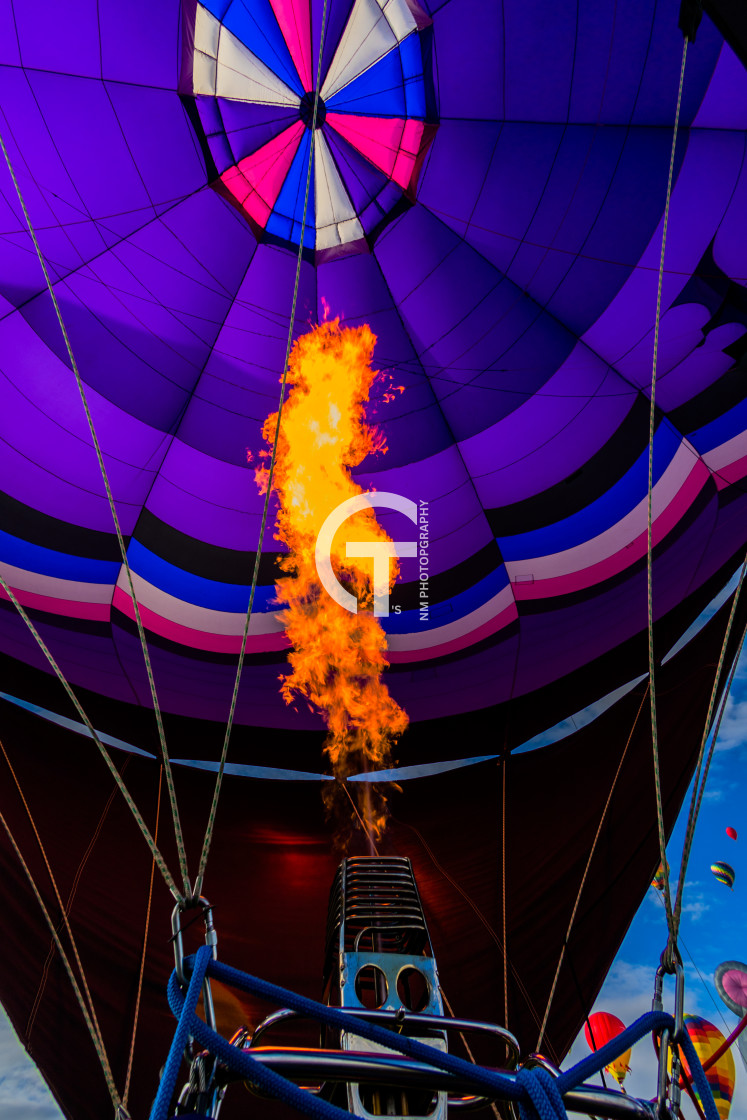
[687,394,747,455]
[326,46,410,117]
[266,128,316,248]
[126,539,278,613]
[0,528,119,584]
[400,34,426,117]
[497,421,682,561]
[382,565,510,633]
[201,0,304,97]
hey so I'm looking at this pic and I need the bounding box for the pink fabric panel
[386,602,518,664]
[221,121,304,226]
[713,453,747,490]
[326,113,404,177]
[112,587,291,654]
[0,584,110,621]
[723,969,747,1009]
[269,0,312,90]
[512,461,710,601]
[391,120,424,188]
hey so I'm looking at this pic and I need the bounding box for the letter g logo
[314,492,417,616]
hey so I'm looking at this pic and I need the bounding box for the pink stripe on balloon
[385,602,518,664]
[713,452,747,490]
[0,583,110,621]
[392,119,425,189]
[512,461,710,601]
[326,112,405,178]
[220,121,304,227]
[269,0,312,91]
[112,586,290,654]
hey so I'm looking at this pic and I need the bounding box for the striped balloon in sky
[185,0,436,256]
[682,1015,736,1120]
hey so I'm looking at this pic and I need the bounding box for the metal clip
[652,953,685,1120]
[171,896,218,1032]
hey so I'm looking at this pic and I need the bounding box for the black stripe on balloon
[134,507,504,608]
[0,490,120,561]
[484,394,652,537]
[669,352,747,438]
[513,477,717,617]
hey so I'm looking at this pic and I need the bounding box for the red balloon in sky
[584,1011,626,1051]
[727,827,738,840]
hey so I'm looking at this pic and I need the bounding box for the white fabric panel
[322,0,405,100]
[214,23,300,106]
[314,132,364,248]
[378,0,417,42]
[193,51,218,95]
[195,4,221,58]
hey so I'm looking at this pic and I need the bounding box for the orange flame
[257,320,408,846]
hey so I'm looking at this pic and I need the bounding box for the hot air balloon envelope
[682,1015,736,1120]
[727,827,738,840]
[715,961,747,1015]
[584,1011,632,1087]
[712,861,736,888]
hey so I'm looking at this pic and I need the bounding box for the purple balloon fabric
[0,0,746,735]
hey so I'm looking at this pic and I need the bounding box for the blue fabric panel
[267,128,316,248]
[127,539,278,612]
[203,0,304,96]
[383,565,510,633]
[0,529,120,584]
[327,48,407,117]
[497,422,682,561]
[400,35,426,117]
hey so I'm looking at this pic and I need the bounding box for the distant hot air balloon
[712,862,736,889]
[652,860,669,891]
[727,827,738,840]
[681,1015,736,1120]
[584,1011,632,1087]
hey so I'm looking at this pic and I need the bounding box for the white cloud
[0,1007,63,1120]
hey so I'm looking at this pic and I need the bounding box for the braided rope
[123,766,164,1108]
[0,739,112,1083]
[646,35,688,953]
[0,574,181,900]
[152,947,721,1120]
[0,808,122,1112]
[672,554,747,940]
[536,683,650,1051]
[0,119,189,896]
[193,0,331,898]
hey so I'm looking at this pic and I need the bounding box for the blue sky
[2,642,746,1119]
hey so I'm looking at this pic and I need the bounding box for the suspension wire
[536,683,650,1052]
[501,756,509,1031]
[123,765,164,1109]
[391,812,558,1062]
[0,807,123,1113]
[0,738,112,1081]
[646,34,688,958]
[340,780,380,855]
[0,119,190,898]
[672,554,747,941]
[0,574,181,901]
[192,0,331,899]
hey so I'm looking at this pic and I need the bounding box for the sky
[2,640,746,1118]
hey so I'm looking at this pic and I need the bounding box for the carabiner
[171,896,218,1031]
[652,952,685,1119]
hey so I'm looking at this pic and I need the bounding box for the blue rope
[150,947,721,1120]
